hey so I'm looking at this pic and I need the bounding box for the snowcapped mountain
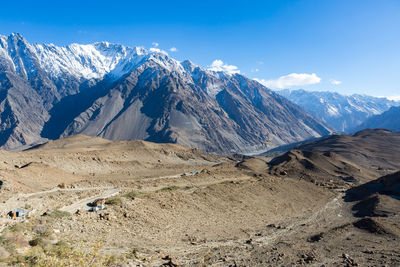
[0,33,331,153]
[277,89,399,132]
[355,106,400,132]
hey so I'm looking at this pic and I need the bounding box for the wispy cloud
[169,47,178,52]
[330,79,342,85]
[251,68,259,73]
[152,42,159,47]
[149,47,168,55]
[255,73,321,89]
[208,59,240,74]
[387,95,400,101]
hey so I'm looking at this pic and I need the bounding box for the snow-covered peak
[6,33,26,42]
[277,89,400,132]
[0,33,244,91]
[0,33,193,81]
[146,52,187,75]
[181,60,197,72]
[32,41,151,80]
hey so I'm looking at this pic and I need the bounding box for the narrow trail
[0,187,119,231]
[60,171,251,213]
[8,186,114,201]
[0,169,251,233]
[1,169,218,216]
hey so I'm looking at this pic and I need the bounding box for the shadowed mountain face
[269,129,400,185]
[277,89,399,132]
[346,171,400,218]
[0,33,331,153]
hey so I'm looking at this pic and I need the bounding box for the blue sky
[0,0,399,98]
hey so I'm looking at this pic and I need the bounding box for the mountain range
[0,33,331,153]
[277,89,399,132]
[355,106,400,132]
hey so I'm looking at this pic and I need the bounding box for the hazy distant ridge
[277,89,399,132]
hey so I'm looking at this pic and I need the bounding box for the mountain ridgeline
[355,106,400,133]
[0,33,330,153]
[277,89,399,133]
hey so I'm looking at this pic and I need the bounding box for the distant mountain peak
[355,106,400,133]
[277,89,400,132]
[0,33,189,82]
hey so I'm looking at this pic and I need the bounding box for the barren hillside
[0,132,398,266]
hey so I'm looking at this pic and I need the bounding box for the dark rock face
[0,72,49,149]
[0,33,331,153]
[346,171,400,218]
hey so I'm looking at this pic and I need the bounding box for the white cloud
[387,95,400,101]
[330,79,342,85]
[208,59,240,74]
[257,61,264,65]
[149,47,168,55]
[152,42,159,47]
[251,68,259,73]
[254,73,321,89]
[169,47,178,52]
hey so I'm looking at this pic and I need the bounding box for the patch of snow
[0,33,243,84]
[326,104,340,117]
[32,42,148,80]
[0,33,192,82]
[347,99,366,113]
[206,83,223,98]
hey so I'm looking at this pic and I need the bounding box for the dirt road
[60,187,119,213]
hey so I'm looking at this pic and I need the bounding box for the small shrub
[127,248,137,259]
[157,186,180,192]
[24,254,41,265]
[1,238,136,266]
[8,223,26,233]
[0,246,10,261]
[122,191,145,199]
[0,230,28,253]
[29,238,40,247]
[105,197,122,205]
[33,224,52,237]
[49,210,70,219]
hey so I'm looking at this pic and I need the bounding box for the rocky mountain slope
[269,129,400,185]
[0,33,331,153]
[354,106,400,132]
[277,89,399,132]
[346,171,400,217]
